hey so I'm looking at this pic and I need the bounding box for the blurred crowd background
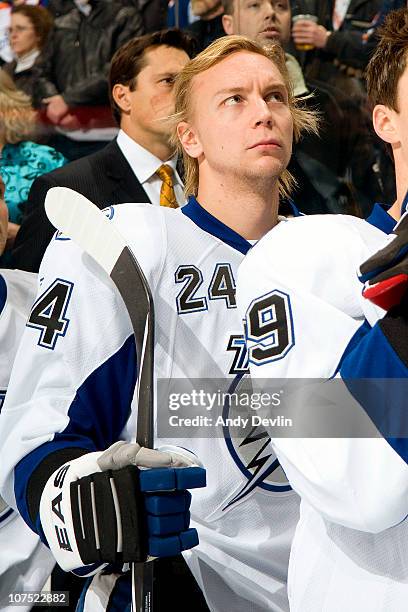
[0,0,403,271]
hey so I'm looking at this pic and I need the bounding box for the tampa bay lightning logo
[222,373,291,512]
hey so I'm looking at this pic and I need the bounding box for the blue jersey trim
[287,200,302,217]
[341,323,408,379]
[366,203,396,234]
[61,334,137,448]
[181,196,252,255]
[0,275,7,317]
[14,335,137,534]
[108,574,132,612]
[333,319,371,376]
[76,577,93,612]
[341,323,408,464]
[72,564,107,578]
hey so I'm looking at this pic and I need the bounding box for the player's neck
[196,180,280,240]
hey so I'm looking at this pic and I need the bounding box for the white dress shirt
[14,49,40,73]
[116,129,186,207]
[332,0,352,30]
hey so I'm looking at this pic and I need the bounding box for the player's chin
[252,155,287,175]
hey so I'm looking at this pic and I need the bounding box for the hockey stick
[44,187,155,612]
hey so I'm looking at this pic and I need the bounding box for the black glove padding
[39,449,205,572]
[359,208,408,310]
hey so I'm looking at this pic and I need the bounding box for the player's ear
[112,84,132,115]
[177,121,203,158]
[373,104,399,145]
[222,14,234,35]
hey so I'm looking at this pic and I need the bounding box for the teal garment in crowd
[0,141,66,225]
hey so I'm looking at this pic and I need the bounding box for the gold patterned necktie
[156,164,178,208]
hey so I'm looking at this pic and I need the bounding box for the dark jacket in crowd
[3,59,39,98]
[375,0,406,25]
[286,77,383,217]
[120,0,169,32]
[298,0,382,87]
[186,14,225,52]
[33,0,144,112]
[46,0,73,17]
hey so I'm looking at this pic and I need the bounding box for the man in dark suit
[12,29,195,272]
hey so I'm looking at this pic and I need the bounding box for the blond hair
[171,35,318,198]
[0,70,38,145]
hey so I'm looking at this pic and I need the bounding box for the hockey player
[236,9,408,612]
[0,178,55,611]
[0,37,318,611]
[0,271,55,612]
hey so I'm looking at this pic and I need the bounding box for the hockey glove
[359,209,408,310]
[39,442,206,573]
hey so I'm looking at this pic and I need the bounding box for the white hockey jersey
[0,199,299,612]
[236,214,408,612]
[0,270,55,612]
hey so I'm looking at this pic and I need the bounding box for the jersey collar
[181,196,252,255]
[366,203,397,234]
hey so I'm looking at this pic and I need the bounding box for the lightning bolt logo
[223,427,284,510]
[222,374,291,513]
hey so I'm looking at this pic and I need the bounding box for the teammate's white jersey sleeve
[0,270,38,392]
[237,214,408,531]
[0,270,55,612]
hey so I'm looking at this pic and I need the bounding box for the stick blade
[44,186,125,274]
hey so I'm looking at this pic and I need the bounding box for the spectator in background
[292,0,382,98]
[33,0,144,161]
[45,0,73,16]
[121,0,169,32]
[223,0,308,94]
[167,0,192,29]
[186,0,225,50]
[0,1,49,66]
[0,69,65,259]
[3,5,53,97]
[12,29,195,273]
